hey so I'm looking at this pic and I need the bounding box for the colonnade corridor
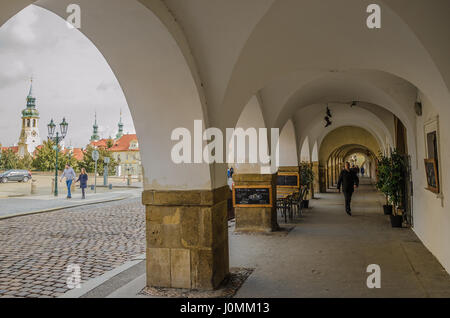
[230,177,450,298]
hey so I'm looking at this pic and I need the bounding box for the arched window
[27,119,30,127]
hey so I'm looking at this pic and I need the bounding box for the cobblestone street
[0,198,145,298]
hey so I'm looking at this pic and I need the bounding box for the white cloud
[9,5,38,43]
[0,5,134,148]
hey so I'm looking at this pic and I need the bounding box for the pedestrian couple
[60,164,88,199]
[337,162,360,216]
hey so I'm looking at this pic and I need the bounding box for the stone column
[330,162,334,187]
[312,162,320,194]
[334,157,339,186]
[326,165,331,189]
[319,165,327,193]
[278,166,299,175]
[308,163,315,199]
[143,186,230,290]
[232,174,278,233]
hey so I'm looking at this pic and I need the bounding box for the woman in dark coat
[76,168,89,199]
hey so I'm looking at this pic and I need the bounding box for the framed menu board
[277,172,300,188]
[233,185,272,207]
[424,159,439,193]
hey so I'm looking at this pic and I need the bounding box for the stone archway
[0,0,228,290]
[318,126,381,192]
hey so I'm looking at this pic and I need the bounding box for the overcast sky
[0,5,134,148]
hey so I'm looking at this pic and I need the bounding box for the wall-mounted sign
[277,172,299,188]
[424,159,439,193]
[92,150,99,162]
[233,185,272,207]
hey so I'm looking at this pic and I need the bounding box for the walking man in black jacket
[337,162,359,216]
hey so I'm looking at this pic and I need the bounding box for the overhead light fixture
[326,105,332,118]
[415,102,422,116]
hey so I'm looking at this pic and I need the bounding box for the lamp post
[47,118,68,197]
[92,148,99,193]
[126,164,131,186]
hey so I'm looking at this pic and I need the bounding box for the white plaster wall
[412,91,450,273]
[299,137,310,163]
[221,0,448,133]
[162,0,275,128]
[231,95,268,173]
[294,103,393,156]
[278,119,298,167]
[311,141,319,162]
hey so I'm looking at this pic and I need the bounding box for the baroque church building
[18,79,41,157]
[89,111,141,177]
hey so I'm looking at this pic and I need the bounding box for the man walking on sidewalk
[60,164,76,199]
[337,162,359,216]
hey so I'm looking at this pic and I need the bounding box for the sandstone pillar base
[142,186,230,290]
[277,166,300,198]
[232,174,278,233]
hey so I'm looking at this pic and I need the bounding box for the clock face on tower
[32,131,37,137]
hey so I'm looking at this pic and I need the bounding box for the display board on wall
[276,172,300,199]
[277,172,299,187]
[424,159,439,193]
[233,185,272,207]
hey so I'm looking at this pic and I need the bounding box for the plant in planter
[300,163,314,208]
[376,152,393,215]
[388,150,406,228]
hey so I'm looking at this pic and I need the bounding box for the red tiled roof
[72,148,85,161]
[90,139,110,148]
[110,134,139,152]
[1,146,18,153]
[62,148,85,161]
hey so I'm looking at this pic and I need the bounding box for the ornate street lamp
[47,118,69,196]
[47,119,56,137]
[60,117,68,137]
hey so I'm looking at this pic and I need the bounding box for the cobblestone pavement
[0,198,145,298]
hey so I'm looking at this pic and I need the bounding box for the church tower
[18,78,41,157]
[116,110,124,139]
[90,112,100,141]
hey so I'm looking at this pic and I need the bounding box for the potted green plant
[388,150,405,228]
[300,163,314,208]
[376,152,393,215]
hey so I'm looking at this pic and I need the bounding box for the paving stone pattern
[0,199,145,298]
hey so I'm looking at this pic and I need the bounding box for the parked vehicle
[0,170,32,183]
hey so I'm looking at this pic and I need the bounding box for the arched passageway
[1,0,450,295]
[317,126,381,192]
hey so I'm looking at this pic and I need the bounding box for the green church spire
[90,112,100,141]
[22,77,39,118]
[116,109,124,139]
